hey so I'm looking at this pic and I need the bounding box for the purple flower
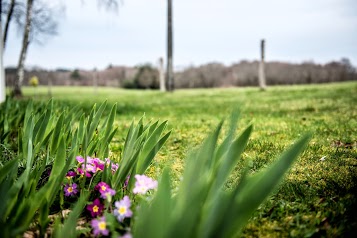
[87,198,104,217]
[64,183,78,197]
[114,196,133,222]
[66,171,76,179]
[95,181,111,194]
[100,188,116,201]
[124,175,130,188]
[120,233,133,238]
[133,174,158,195]
[105,158,119,172]
[91,216,109,236]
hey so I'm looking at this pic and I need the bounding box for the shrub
[29,76,39,87]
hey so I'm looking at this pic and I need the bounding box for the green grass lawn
[18,81,357,237]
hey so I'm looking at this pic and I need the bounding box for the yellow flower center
[67,187,73,193]
[98,221,106,230]
[119,206,127,215]
[93,205,99,212]
[101,185,107,191]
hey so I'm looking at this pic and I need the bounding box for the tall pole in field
[93,68,98,94]
[159,57,166,92]
[47,71,52,97]
[259,39,267,90]
[166,0,174,92]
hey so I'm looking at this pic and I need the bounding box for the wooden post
[159,57,166,92]
[93,68,98,94]
[166,0,174,92]
[47,71,52,97]
[259,39,267,90]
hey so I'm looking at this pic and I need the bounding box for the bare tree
[13,0,33,96]
[13,0,60,96]
[3,0,16,48]
[0,0,6,103]
[166,0,174,92]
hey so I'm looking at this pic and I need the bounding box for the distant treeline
[5,58,356,89]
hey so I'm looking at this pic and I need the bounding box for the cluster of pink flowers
[63,156,119,198]
[62,155,159,238]
[76,156,119,177]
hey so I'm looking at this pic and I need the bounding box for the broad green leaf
[219,134,311,238]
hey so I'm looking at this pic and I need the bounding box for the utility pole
[166,0,174,92]
[259,39,267,90]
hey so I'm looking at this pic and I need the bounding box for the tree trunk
[158,57,166,92]
[3,0,16,49]
[258,39,267,90]
[166,0,174,92]
[13,0,33,97]
[0,2,6,103]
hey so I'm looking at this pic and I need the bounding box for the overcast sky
[3,0,357,70]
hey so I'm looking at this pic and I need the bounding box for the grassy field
[17,81,357,237]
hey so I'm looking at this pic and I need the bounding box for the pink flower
[133,174,158,195]
[93,159,105,172]
[91,216,109,236]
[76,156,85,163]
[87,198,104,217]
[95,181,111,194]
[77,167,92,177]
[114,196,133,222]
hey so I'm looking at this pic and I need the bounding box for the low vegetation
[1,81,356,237]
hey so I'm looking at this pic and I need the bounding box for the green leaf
[53,191,89,238]
[136,130,171,174]
[51,112,64,154]
[0,159,18,183]
[220,134,311,237]
[50,137,66,180]
[134,168,172,238]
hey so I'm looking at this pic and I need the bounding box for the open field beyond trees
[2,81,357,237]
